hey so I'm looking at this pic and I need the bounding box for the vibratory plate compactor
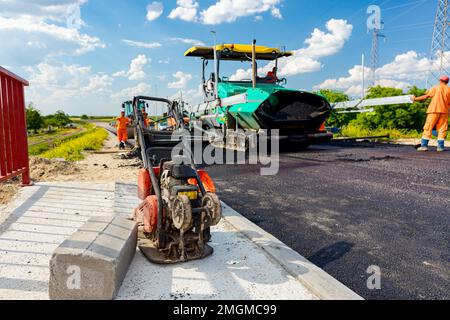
[131,96,222,264]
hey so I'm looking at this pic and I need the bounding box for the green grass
[40,128,108,161]
[29,142,52,156]
[28,128,79,145]
[92,118,115,123]
[340,123,422,140]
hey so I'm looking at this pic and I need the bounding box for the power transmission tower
[370,27,386,87]
[428,0,450,86]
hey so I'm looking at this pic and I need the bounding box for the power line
[382,0,429,12]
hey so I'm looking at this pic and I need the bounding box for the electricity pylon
[428,0,450,86]
[370,27,386,87]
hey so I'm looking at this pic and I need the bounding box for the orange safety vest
[266,72,277,83]
[168,117,177,127]
[144,118,153,127]
[426,84,450,114]
[116,117,129,131]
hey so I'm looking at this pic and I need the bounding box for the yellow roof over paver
[184,44,293,61]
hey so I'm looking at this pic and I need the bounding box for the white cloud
[171,37,205,46]
[376,51,434,81]
[82,74,113,93]
[170,84,204,105]
[158,58,171,64]
[314,51,450,97]
[167,0,284,25]
[111,82,152,101]
[200,0,283,25]
[113,54,150,81]
[278,19,353,76]
[122,39,162,49]
[230,18,353,80]
[0,0,87,21]
[146,2,164,21]
[26,41,47,49]
[168,0,199,22]
[24,61,113,113]
[26,63,89,89]
[185,84,205,102]
[0,1,104,58]
[0,16,105,55]
[168,71,193,89]
[271,7,282,19]
[230,68,253,81]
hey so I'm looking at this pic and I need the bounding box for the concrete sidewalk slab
[0,183,114,300]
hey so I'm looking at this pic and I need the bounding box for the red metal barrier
[0,66,30,186]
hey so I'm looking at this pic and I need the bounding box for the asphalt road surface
[206,142,450,300]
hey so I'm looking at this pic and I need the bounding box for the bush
[350,86,428,132]
[341,123,421,140]
[315,89,358,128]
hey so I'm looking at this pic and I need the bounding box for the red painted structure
[0,66,30,185]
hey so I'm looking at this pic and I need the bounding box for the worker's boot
[119,142,125,150]
[417,138,429,152]
[437,140,445,152]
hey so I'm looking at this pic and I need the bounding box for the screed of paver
[0,182,115,300]
[117,218,317,300]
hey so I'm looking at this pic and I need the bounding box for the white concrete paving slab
[0,182,114,300]
[0,181,358,300]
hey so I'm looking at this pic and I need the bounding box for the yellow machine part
[184,44,293,61]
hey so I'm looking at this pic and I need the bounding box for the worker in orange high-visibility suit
[116,111,130,150]
[168,117,177,128]
[265,67,278,83]
[142,112,153,128]
[413,75,450,152]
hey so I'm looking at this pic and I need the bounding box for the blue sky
[0,0,438,115]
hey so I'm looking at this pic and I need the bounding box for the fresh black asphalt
[206,142,450,300]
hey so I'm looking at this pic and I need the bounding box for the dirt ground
[0,130,140,206]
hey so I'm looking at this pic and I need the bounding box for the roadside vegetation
[40,127,108,161]
[78,115,116,123]
[26,104,108,160]
[317,86,446,140]
[29,124,94,156]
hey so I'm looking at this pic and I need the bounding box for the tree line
[317,86,430,132]
[26,103,72,134]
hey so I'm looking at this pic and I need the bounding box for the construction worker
[116,111,130,150]
[168,116,177,128]
[142,111,153,128]
[265,67,278,83]
[412,75,450,152]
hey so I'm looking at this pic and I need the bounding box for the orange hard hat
[440,75,449,83]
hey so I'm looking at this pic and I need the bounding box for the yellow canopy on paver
[184,44,293,61]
